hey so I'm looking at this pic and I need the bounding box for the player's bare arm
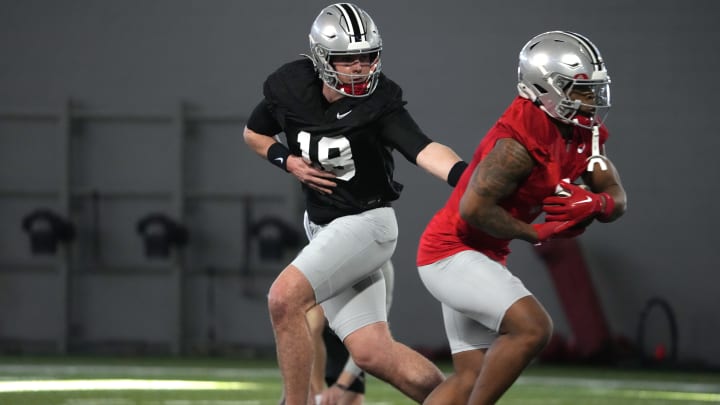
[243,125,276,157]
[243,126,337,194]
[459,138,537,241]
[581,146,627,221]
[415,142,463,181]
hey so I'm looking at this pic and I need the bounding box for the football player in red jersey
[243,3,467,404]
[417,31,627,404]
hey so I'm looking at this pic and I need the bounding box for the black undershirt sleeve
[377,107,432,164]
[246,99,282,136]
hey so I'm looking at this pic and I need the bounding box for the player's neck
[322,84,346,104]
[553,119,574,140]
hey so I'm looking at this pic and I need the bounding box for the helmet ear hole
[555,77,572,92]
[533,84,548,94]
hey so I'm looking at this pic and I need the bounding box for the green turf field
[0,356,718,404]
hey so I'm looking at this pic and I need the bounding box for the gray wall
[1,0,719,367]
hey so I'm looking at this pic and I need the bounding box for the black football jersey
[247,59,432,224]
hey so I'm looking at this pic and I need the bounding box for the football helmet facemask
[307,3,382,97]
[517,31,611,128]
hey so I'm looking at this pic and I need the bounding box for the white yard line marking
[0,364,279,379]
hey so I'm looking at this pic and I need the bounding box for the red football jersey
[417,97,609,266]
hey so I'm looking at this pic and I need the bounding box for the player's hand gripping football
[541,181,613,223]
[532,181,599,242]
[287,155,337,194]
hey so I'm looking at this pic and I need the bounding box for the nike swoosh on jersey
[336,110,352,119]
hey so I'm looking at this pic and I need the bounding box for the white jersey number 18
[297,131,356,181]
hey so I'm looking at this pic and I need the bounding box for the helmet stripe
[563,31,604,71]
[337,3,365,42]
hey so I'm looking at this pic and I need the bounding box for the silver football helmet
[517,31,611,128]
[307,3,382,97]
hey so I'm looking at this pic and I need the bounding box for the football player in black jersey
[244,3,468,404]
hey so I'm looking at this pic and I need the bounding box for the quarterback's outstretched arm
[415,142,466,186]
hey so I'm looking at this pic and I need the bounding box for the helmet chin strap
[586,125,608,171]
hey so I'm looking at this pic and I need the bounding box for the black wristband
[447,160,469,187]
[334,383,349,391]
[266,142,290,172]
